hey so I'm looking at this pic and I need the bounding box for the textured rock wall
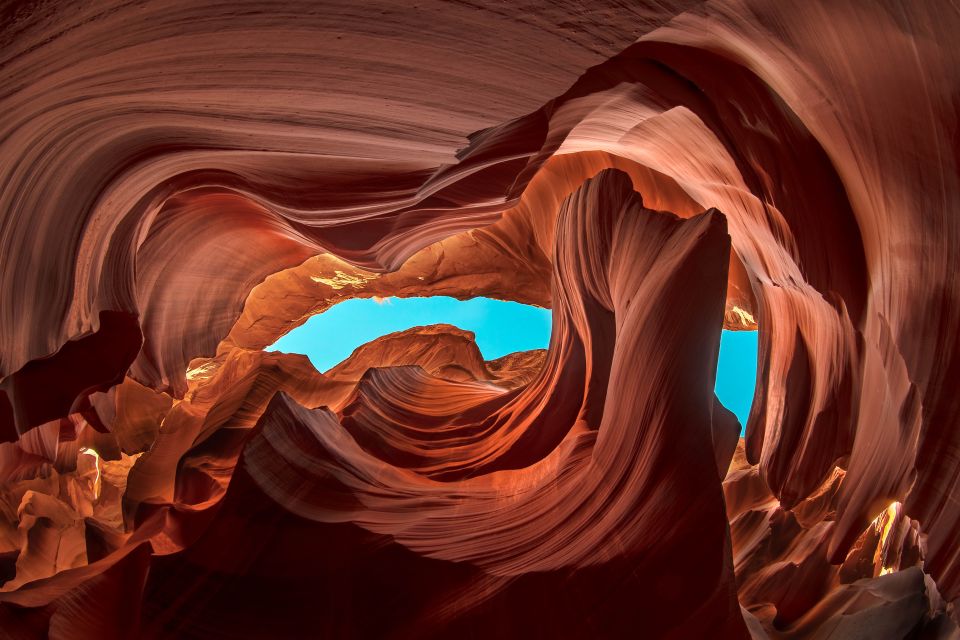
[0,1,958,637]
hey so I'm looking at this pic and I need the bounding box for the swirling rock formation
[1,1,958,638]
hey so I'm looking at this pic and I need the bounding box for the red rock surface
[1,1,959,638]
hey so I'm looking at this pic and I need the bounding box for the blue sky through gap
[267,296,758,428]
[716,329,758,431]
[268,296,552,369]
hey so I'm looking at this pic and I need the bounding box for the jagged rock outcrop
[0,1,958,638]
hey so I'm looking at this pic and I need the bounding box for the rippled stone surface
[0,1,958,637]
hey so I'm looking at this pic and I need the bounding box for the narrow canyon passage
[0,2,957,638]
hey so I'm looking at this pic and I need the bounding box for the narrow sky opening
[267,296,758,428]
[716,330,759,432]
[267,296,552,370]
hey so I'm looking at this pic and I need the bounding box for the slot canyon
[0,1,958,638]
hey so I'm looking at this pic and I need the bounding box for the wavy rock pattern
[0,1,958,638]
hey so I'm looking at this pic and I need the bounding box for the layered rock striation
[0,1,958,637]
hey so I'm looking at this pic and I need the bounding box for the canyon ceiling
[0,1,958,638]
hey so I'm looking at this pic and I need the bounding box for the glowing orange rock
[0,1,958,637]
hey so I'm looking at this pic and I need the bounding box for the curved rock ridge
[324,323,497,383]
[0,169,748,635]
[0,1,959,637]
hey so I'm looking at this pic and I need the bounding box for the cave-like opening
[266,296,552,372]
[266,295,757,427]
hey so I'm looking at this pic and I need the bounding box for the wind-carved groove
[0,3,957,637]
